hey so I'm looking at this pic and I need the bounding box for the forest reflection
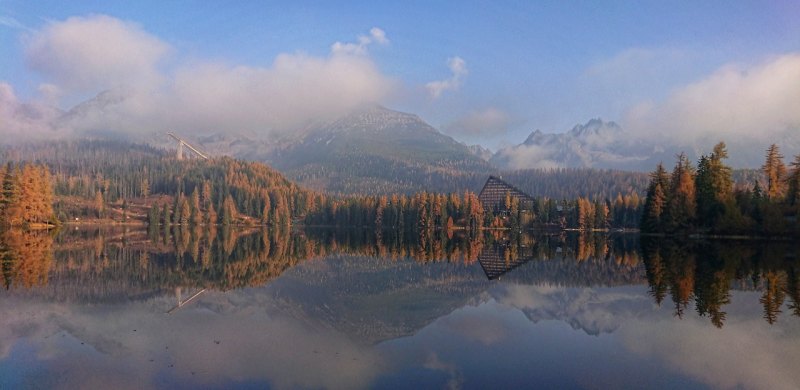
[1,227,799,326]
[642,237,800,327]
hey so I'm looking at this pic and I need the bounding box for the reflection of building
[478,176,535,213]
[477,244,531,280]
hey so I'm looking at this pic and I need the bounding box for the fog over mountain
[3,14,799,173]
[493,118,800,171]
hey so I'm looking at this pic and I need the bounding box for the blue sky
[1,1,799,149]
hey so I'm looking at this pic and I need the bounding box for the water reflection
[1,227,800,388]
[642,237,800,327]
[2,228,799,327]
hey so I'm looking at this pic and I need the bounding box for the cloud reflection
[0,291,383,389]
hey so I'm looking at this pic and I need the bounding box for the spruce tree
[642,163,670,232]
[665,153,696,232]
[786,155,800,206]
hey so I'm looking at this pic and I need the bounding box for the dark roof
[478,176,536,204]
[477,244,532,280]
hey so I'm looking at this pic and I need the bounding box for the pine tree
[786,155,800,207]
[206,203,218,225]
[642,163,670,232]
[763,144,786,200]
[148,204,160,227]
[665,153,696,232]
[222,195,237,225]
[261,195,271,225]
[696,142,734,228]
[94,191,104,219]
[179,196,191,225]
[1,166,23,226]
[172,194,182,225]
[190,188,202,225]
[161,203,171,226]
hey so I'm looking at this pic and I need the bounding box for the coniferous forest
[642,142,800,236]
[3,139,800,237]
[2,140,645,232]
[0,162,57,228]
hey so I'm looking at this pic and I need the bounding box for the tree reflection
[641,237,800,327]
[1,229,55,289]
[2,227,799,328]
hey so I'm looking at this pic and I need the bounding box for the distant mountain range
[492,119,800,171]
[491,119,656,170]
[34,89,800,195]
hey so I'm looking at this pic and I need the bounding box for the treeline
[304,189,643,232]
[642,142,800,235]
[501,168,648,200]
[0,162,57,228]
[142,157,317,227]
[305,192,486,233]
[3,140,318,226]
[290,162,653,201]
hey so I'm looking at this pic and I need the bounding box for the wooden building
[477,176,535,213]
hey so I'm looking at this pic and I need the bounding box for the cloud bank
[623,53,800,144]
[25,15,169,92]
[1,15,396,140]
[494,53,800,170]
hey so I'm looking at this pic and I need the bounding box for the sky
[1,1,799,150]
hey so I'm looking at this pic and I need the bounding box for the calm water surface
[1,227,798,389]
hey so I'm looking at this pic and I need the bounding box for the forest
[303,189,643,233]
[642,142,800,236]
[0,162,57,228]
[4,139,796,237]
[1,140,645,232]
[3,140,317,227]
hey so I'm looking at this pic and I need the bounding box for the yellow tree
[763,144,786,200]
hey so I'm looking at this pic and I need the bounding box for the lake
[1,226,799,389]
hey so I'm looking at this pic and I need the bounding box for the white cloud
[444,107,513,136]
[0,293,383,389]
[330,27,389,56]
[164,52,393,134]
[620,305,800,390]
[2,18,395,139]
[622,53,800,143]
[0,82,66,140]
[426,57,467,98]
[25,14,169,93]
[497,143,564,170]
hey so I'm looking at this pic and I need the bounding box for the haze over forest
[2,2,799,171]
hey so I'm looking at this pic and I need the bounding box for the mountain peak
[323,105,434,134]
[523,129,545,144]
[568,118,621,137]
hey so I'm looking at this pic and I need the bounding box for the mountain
[493,118,800,171]
[27,88,797,195]
[491,119,656,170]
[258,105,494,194]
[466,143,493,161]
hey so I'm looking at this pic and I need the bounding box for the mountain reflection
[1,227,799,326]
